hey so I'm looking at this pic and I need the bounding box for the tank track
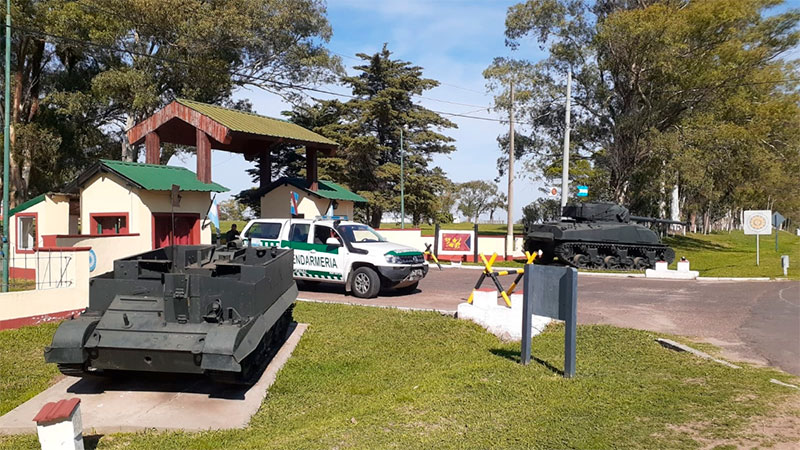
[56,363,108,379]
[554,242,675,271]
[207,305,294,386]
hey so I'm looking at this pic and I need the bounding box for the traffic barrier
[467,251,537,307]
[423,243,442,271]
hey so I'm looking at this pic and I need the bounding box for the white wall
[260,183,354,219]
[0,250,90,327]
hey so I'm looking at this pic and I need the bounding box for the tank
[524,202,684,270]
[44,244,297,385]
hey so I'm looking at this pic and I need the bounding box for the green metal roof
[266,177,366,203]
[100,160,228,192]
[176,98,338,147]
[9,193,45,216]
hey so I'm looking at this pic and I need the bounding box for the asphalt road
[297,267,800,376]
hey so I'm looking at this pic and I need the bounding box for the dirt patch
[667,393,800,449]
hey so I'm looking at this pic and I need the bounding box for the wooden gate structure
[126,99,338,190]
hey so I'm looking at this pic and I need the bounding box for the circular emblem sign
[748,215,767,232]
[743,210,772,235]
[88,249,97,272]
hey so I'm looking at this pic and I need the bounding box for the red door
[153,214,200,249]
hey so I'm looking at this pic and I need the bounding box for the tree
[487,192,507,222]
[4,0,340,206]
[521,198,560,224]
[456,180,499,223]
[485,0,800,222]
[218,198,251,222]
[240,45,457,227]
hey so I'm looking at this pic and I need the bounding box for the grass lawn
[2,302,799,449]
[665,230,799,279]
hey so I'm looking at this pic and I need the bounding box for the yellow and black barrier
[423,243,442,271]
[467,251,537,307]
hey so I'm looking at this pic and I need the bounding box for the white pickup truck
[240,217,428,298]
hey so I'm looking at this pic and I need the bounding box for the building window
[90,213,129,235]
[17,214,37,251]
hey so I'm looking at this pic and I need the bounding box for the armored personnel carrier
[524,202,684,270]
[44,244,297,385]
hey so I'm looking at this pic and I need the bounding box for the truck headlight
[385,254,399,264]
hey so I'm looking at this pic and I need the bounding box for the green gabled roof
[262,177,366,203]
[9,193,46,216]
[99,160,228,192]
[176,98,338,147]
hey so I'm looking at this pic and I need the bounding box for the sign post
[743,210,771,266]
[773,212,785,252]
[522,264,578,378]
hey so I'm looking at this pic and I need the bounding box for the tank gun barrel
[630,216,689,226]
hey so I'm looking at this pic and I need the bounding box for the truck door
[309,224,346,282]
[287,223,312,279]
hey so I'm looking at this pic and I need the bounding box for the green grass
[1,303,798,449]
[0,323,59,416]
[438,230,799,279]
[665,230,799,279]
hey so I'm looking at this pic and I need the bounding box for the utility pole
[506,81,514,258]
[3,0,11,292]
[400,126,405,229]
[560,68,572,210]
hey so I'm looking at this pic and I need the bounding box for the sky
[167,0,800,223]
[169,0,544,222]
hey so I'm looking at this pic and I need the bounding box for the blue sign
[577,185,589,197]
[88,249,97,272]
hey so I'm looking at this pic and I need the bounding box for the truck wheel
[352,267,380,298]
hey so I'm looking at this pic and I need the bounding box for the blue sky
[171,0,540,222]
[169,0,800,222]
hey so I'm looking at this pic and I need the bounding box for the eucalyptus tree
[485,0,800,222]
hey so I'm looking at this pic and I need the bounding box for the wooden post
[145,132,161,164]
[196,129,211,183]
[260,148,271,189]
[306,147,318,191]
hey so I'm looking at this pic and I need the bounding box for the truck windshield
[338,224,386,243]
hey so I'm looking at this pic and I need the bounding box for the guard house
[258,177,366,219]
[6,160,226,279]
[64,160,227,249]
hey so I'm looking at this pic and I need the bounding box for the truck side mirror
[325,237,342,247]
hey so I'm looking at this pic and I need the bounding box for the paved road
[297,268,800,376]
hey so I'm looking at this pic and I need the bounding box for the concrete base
[457,290,550,341]
[0,323,308,435]
[645,268,699,279]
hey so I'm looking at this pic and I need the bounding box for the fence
[4,248,82,291]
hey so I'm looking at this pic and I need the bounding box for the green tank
[524,202,685,270]
[44,244,297,385]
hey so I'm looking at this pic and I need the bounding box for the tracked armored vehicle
[44,244,297,385]
[524,202,684,270]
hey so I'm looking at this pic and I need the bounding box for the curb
[296,297,457,316]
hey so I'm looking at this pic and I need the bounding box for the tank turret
[44,244,297,385]
[524,202,683,270]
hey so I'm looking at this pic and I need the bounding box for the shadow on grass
[490,348,564,376]
[84,435,103,450]
[664,235,730,251]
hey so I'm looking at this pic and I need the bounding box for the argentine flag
[208,195,220,231]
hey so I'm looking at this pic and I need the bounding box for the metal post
[433,223,440,258]
[2,0,11,292]
[473,222,479,263]
[560,68,572,209]
[756,234,760,266]
[400,127,404,229]
[775,229,778,252]
[506,81,514,258]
